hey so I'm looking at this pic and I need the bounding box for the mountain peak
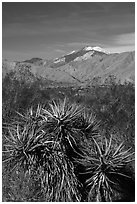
[83,46,93,51]
[48,45,110,68]
[83,46,109,54]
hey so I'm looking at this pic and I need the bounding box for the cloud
[2,3,135,60]
[66,42,90,47]
[55,49,66,54]
[105,45,135,53]
[114,32,135,46]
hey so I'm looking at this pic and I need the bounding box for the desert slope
[2,47,135,85]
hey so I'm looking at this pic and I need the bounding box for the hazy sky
[3,2,135,61]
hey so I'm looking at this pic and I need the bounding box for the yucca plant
[3,122,50,174]
[76,135,135,201]
[3,101,82,201]
[15,105,44,126]
[41,98,86,153]
[5,98,134,202]
[36,148,81,201]
[74,110,100,136]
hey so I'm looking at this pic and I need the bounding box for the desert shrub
[2,70,135,202]
[76,135,135,202]
[3,98,134,202]
[83,81,135,149]
[3,72,134,143]
[2,75,50,123]
[3,100,84,201]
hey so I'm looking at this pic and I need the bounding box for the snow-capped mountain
[47,46,109,68]
[2,46,135,85]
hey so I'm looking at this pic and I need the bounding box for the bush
[3,98,134,201]
[75,135,134,201]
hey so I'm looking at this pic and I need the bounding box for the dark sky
[2,2,135,60]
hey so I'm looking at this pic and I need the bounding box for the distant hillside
[2,46,135,86]
[22,57,43,65]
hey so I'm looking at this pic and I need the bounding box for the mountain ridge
[2,46,135,86]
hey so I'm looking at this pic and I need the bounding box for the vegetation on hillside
[2,73,135,201]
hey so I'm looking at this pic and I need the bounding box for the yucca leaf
[113,142,124,156]
[105,134,113,156]
[4,134,16,145]
[92,138,102,156]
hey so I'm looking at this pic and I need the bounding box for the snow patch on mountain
[83,46,109,54]
[67,50,76,55]
[54,57,65,63]
[93,46,110,54]
[83,46,93,51]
